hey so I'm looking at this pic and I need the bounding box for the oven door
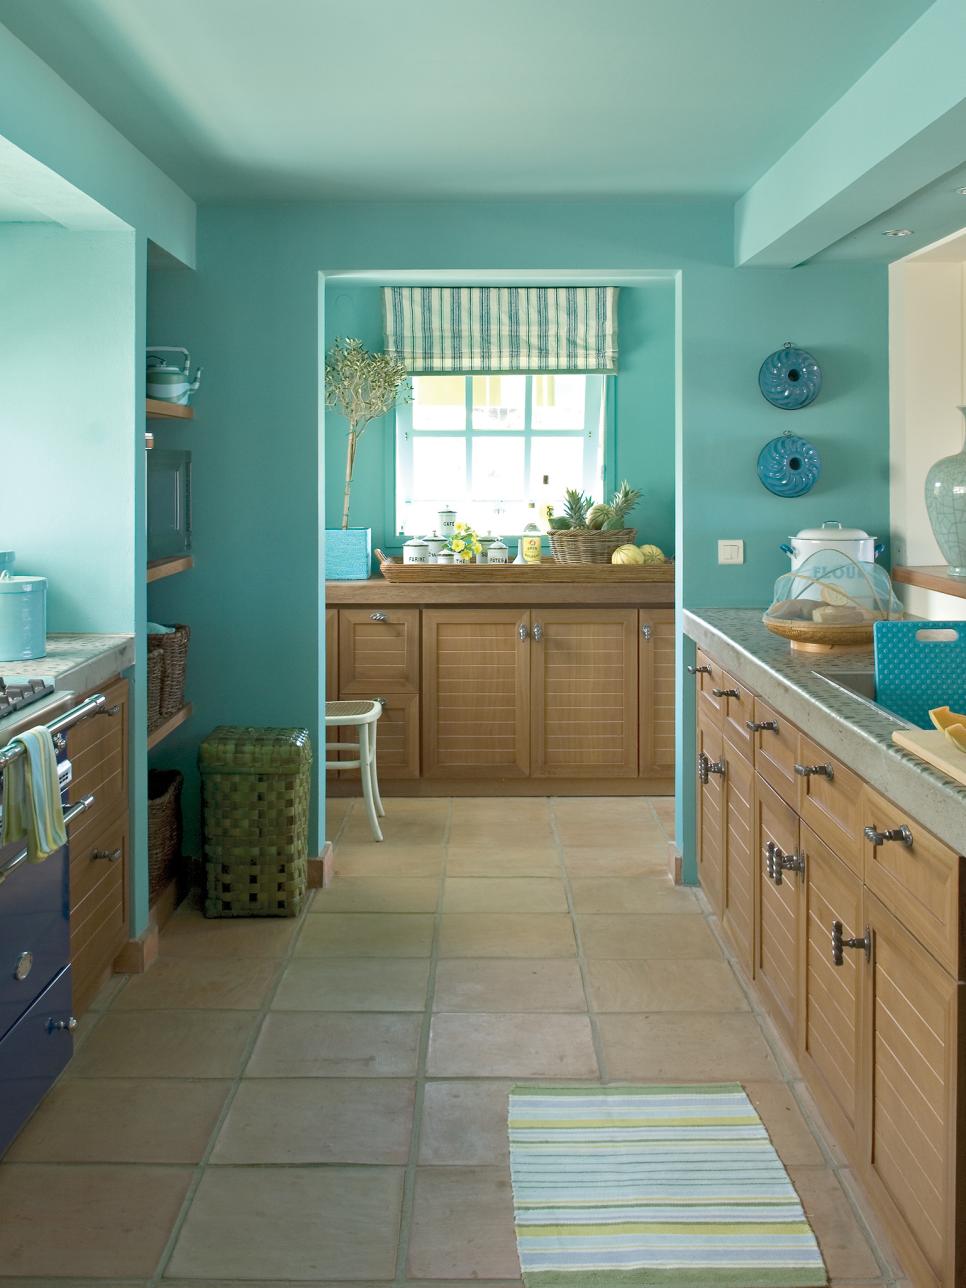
[0,836,70,1043]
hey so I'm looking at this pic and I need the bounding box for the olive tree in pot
[324,338,410,579]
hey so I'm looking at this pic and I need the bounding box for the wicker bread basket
[550,527,636,565]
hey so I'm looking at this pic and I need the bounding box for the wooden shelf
[892,565,966,600]
[146,397,193,420]
[147,555,194,583]
[148,703,192,750]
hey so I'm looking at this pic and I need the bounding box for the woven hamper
[146,643,164,732]
[147,768,183,902]
[199,726,312,918]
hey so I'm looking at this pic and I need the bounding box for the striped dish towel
[509,1082,827,1287]
[1,726,66,863]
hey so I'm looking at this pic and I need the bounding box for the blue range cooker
[0,684,101,1156]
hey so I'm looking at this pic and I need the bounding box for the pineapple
[562,487,592,530]
[609,480,643,526]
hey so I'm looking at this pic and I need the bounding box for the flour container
[0,574,47,661]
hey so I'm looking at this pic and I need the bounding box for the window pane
[411,376,466,430]
[531,374,587,430]
[472,375,525,430]
[529,436,586,503]
[472,436,525,500]
[411,437,466,499]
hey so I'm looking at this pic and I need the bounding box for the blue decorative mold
[325,528,372,581]
[757,434,821,497]
[759,343,822,409]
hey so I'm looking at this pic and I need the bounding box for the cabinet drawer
[755,776,801,1043]
[70,811,128,914]
[750,698,800,806]
[863,787,962,977]
[696,713,725,916]
[339,608,419,694]
[0,966,74,1158]
[720,672,756,761]
[694,649,727,724]
[65,678,128,847]
[796,736,863,873]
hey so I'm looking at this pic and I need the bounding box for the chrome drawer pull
[764,840,777,881]
[14,951,32,981]
[369,612,387,622]
[831,921,871,966]
[746,719,778,733]
[864,824,913,848]
[92,847,122,863]
[711,687,739,699]
[795,762,833,779]
[532,623,544,642]
[771,847,805,885]
[518,624,529,642]
[687,664,711,675]
[47,1017,78,1033]
[641,624,652,640]
[102,704,121,717]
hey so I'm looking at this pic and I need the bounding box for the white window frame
[394,373,606,538]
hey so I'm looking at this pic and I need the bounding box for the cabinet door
[799,825,863,1155]
[862,891,962,1288]
[721,736,755,977]
[639,609,675,784]
[531,609,638,779]
[755,776,802,1043]
[336,693,420,781]
[697,711,726,916]
[325,608,339,702]
[797,735,863,873]
[751,697,800,808]
[339,607,419,695]
[720,671,756,762]
[422,609,530,779]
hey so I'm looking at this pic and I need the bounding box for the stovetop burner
[0,677,56,720]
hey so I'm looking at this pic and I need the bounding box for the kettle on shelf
[146,346,203,406]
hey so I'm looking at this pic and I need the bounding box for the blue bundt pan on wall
[757,433,821,497]
[759,342,822,409]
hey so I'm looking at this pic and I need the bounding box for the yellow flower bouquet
[447,521,484,562]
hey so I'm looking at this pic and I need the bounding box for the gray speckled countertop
[684,609,966,855]
[0,634,134,744]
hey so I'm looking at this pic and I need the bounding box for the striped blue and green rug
[508,1083,827,1287]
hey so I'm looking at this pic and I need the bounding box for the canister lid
[0,575,46,593]
[792,521,873,541]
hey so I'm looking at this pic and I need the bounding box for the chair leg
[358,722,383,842]
[369,717,386,818]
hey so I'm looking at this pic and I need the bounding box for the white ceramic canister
[438,508,457,538]
[436,549,456,565]
[487,538,509,564]
[780,521,883,571]
[477,534,495,563]
[424,533,446,560]
[403,538,429,564]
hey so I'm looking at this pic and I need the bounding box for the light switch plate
[718,539,744,565]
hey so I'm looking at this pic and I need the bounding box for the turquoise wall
[148,199,889,879]
[323,282,677,558]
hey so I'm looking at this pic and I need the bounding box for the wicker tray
[375,549,674,583]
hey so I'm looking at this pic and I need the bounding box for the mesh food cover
[765,551,903,629]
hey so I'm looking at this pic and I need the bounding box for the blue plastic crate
[325,528,372,581]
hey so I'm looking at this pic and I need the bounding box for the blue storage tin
[325,528,372,581]
[0,576,47,661]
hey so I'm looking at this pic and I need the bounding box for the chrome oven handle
[0,794,95,883]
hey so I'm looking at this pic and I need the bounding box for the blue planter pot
[325,528,372,580]
[925,408,966,578]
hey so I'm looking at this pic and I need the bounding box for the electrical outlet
[718,539,744,565]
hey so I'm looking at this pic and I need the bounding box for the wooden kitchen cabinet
[530,608,638,779]
[338,607,419,695]
[639,609,675,783]
[696,709,725,916]
[750,697,800,807]
[755,775,802,1044]
[721,735,756,977]
[422,608,530,780]
[797,734,864,873]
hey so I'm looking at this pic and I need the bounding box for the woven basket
[147,768,183,903]
[550,527,636,564]
[199,726,312,918]
[158,624,190,718]
[146,644,164,732]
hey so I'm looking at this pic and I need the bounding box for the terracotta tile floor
[0,796,910,1286]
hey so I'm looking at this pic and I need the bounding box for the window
[395,373,606,537]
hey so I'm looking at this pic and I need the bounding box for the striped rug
[508,1083,827,1287]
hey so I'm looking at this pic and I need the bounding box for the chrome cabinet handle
[831,921,872,966]
[92,847,122,863]
[641,624,652,640]
[102,704,121,717]
[698,753,724,783]
[687,664,711,675]
[369,612,387,622]
[712,687,739,699]
[746,719,778,733]
[795,762,833,780]
[864,824,913,848]
[764,840,777,881]
[47,1017,78,1033]
[518,624,529,642]
[532,623,544,642]
[769,845,805,885]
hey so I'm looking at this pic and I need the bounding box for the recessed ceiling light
[882,228,914,237]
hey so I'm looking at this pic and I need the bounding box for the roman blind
[383,286,619,374]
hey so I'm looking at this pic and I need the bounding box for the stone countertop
[684,608,966,855]
[0,633,134,744]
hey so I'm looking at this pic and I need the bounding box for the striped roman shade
[383,286,619,374]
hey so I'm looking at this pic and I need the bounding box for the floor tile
[246,1011,422,1077]
[167,1165,404,1280]
[295,912,435,957]
[585,958,749,1012]
[445,845,560,876]
[161,908,299,959]
[69,1011,258,1078]
[427,1012,598,1077]
[569,875,698,914]
[5,1078,229,1164]
[112,957,280,1010]
[443,876,568,913]
[789,1166,882,1281]
[334,843,445,877]
[562,846,670,877]
[210,1078,415,1164]
[743,1080,825,1166]
[433,958,586,1012]
[448,820,556,848]
[419,1080,513,1164]
[451,798,552,825]
[272,957,430,1011]
[309,876,440,913]
[439,913,575,957]
[555,820,669,848]
[340,801,447,845]
[577,912,719,959]
[597,1012,781,1081]
[0,1163,193,1277]
[553,796,656,822]
[407,1166,521,1281]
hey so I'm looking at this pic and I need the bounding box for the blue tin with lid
[0,574,47,661]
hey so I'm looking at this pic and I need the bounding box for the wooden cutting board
[892,728,966,788]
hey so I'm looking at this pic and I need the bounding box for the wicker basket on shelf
[158,624,190,718]
[550,527,636,565]
[146,643,164,732]
[147,768,183,903]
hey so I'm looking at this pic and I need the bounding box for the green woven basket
[199,726,312,918]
